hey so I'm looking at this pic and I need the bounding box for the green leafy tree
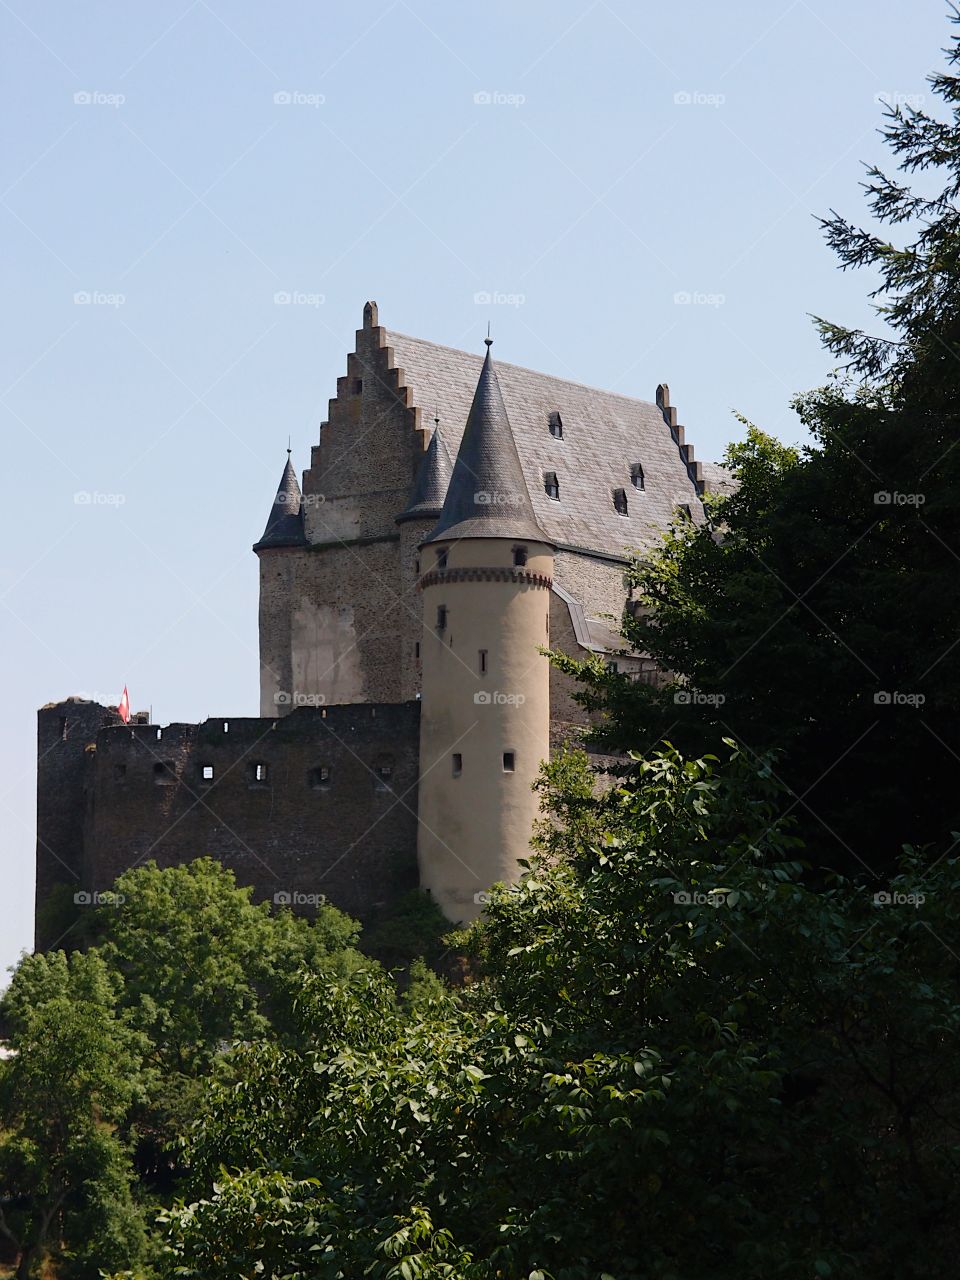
[0,950,148,1279]
[157,745,960,1279]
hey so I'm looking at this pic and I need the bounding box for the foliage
[157,745,960,1279]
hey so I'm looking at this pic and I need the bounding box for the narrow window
[513,546,528,567]
[452,753,463,777]
[436,547,448,569]
[631,463,645,490]
[414,557,420,575]
[114,763,127,782]
[548,410,563,439]
[249,762,269,785]
[613,487,629,516]
[479,649,487,675]
[502,751,516,773]
[415,641,421,661]
[200,763,215,783]
[156,727,162,740]
[544,471,560,500]
[309,765,331,789]
[222,721,229,734]
[436,605,448,632]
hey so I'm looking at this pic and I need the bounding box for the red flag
[117,685,130,724]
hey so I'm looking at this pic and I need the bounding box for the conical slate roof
[254,454,306,549]
[397,422,454,524]
[423,342,550,545]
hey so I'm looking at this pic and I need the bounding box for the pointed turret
[254,452,306,550]
[424,341,548,545]
[397,422,454,524]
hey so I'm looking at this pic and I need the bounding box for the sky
[0,0,949,978]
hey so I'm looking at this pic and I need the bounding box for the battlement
[36,700,421,948]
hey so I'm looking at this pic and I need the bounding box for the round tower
[417,340,554,922]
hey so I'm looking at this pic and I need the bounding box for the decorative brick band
[419,567,553,590]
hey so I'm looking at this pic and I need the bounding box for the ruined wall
[35,703,421,937]
[35,698,122,948]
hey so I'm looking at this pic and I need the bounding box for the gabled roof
[254,454,306,550]
[423,342,549,546]
[396,421,454,525]
[384,328,705,557]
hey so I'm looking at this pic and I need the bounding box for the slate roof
[700,459,737,498]
[385,329,705,560]
[424,343,549,545]
[396,420,455,525]
[254,454,306,549]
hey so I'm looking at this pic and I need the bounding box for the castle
[35,302,719,948]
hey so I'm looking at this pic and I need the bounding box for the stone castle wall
[36,700,421,947]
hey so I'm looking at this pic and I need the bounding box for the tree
[0,950,148,1279]
[158,745,960,1279]
[553,14,960,874]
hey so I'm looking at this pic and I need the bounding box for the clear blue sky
[0,0,947,977]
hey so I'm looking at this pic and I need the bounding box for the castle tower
[396,418,454,701]
[417,340,555,922]
[254,449,306,716]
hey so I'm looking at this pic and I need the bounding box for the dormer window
[548,411,563,439]
[513,546,528,567]
[631,463,645,491]
[436,547,448,569]
[544,471,560,501]
[613,487,629,516]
